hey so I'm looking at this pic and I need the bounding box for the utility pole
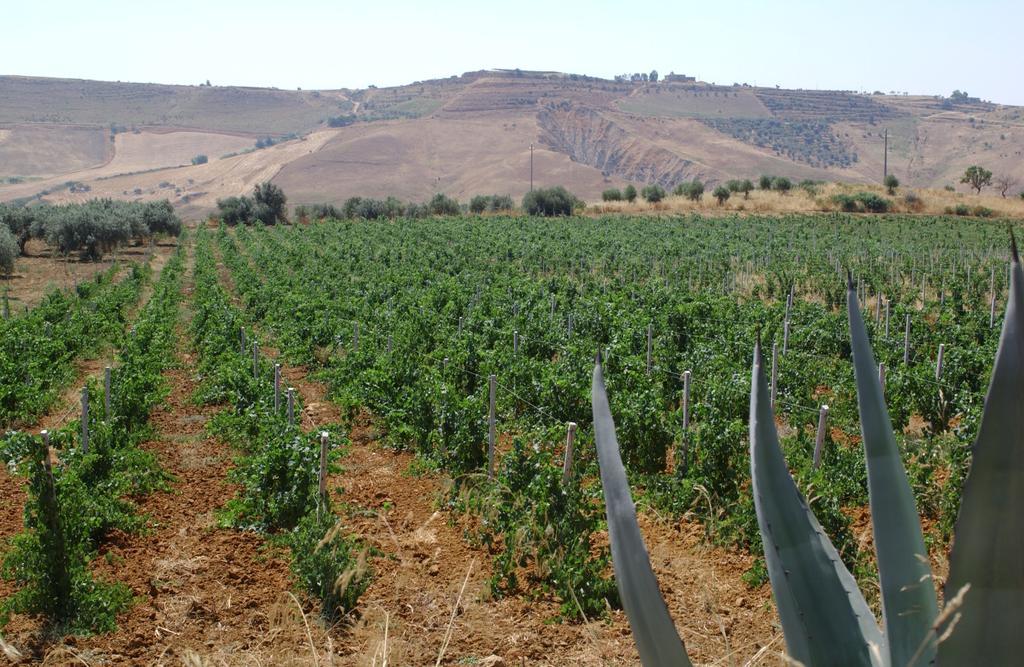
[883,128,888,180]
[528,142,536,191]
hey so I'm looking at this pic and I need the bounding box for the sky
[4,0,1022,105]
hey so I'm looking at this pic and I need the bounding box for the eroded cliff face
[537,102,700,187]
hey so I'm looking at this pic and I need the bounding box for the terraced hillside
[2,70,1023,213]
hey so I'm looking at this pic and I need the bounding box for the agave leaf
[847,278,939,666]
[591,360,691,666]
[749,340,885,667]
[940,245,1024,664]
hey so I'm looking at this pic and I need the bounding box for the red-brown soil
[0,244,783,666]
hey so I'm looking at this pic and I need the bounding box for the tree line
[0,199,182,274]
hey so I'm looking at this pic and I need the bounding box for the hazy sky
[4,0,1022,104]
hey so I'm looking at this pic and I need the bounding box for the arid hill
[2,70,1022,216]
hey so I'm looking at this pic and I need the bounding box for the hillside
[2,71,1023,216]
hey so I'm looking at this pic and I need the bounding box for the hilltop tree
[624,184,638,203]
[960,165,992,194]
[649,70,659,83]
[884,174,899,195]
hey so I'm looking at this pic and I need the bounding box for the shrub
[469,195,490,214]
[489,195,514,211]
[602,188,623,202]
[674,180,704,201]
[469,194,515,213]
[326,115,356,128]
[522,186,579,216]
[0,225,17,275]
[955,203,970,216]
[831,194,860,212]
[287,510,370,620]
[771,176,792,194]
[624,184,637,203]
[641,184,666,203]
[903,191,924,212]
[972,205,994,218]
[884,174,899,195]
[253,182,287,224]
[191,154,208,166]
[798,179,822,196]
[217,196,255,226]
[855,192,890,212]
[712,185,731,205]
[428,193,460,216]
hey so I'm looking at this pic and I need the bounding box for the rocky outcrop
[537,101,699,187]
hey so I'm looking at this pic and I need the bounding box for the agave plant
[591,245,1024,665]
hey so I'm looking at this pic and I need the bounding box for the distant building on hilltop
[664,73,696,83]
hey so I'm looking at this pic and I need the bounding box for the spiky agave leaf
[591,359,691,666]
[939,241,1024,663]
[847,275,939,666]
[749,339,885,667]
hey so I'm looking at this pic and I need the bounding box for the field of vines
[221,214,1011,612]
[0,212,1017,663]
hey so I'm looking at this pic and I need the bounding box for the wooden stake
[287,387,295,426]
[903,315,911,364]
[80,388,89,455]
[252,340,259,379]
[682,370,692,430]
[487,375,496,480]
[318,431,329,498]
[813,404,829,470]
[646,323,653,375]
[782,319,790,356]
[562,422,577,485]
[936,344,945,381]
[513,330,519,355]
[104,366,111,418]
[274,364,281,413]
